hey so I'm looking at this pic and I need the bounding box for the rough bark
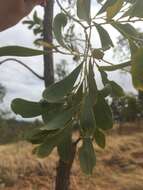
[43,0,54,87]
[55,143,76,190]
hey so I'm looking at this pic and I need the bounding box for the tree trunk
[55,142,76,190]
[43,2,76,190]
[43,0,54,87]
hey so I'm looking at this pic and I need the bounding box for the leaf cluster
[1,0,143,175]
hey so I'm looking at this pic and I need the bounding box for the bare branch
[74,138,81,145]
[0,58,44,80]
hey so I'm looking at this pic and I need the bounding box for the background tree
[0,84,5,103]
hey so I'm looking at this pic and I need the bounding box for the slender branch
[102,59,130,73]
[74,137,81,145]
[100,60,131,71]
[0,58,44,80]
[56,0,85,29]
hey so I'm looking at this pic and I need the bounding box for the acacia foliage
[1,0,143,175]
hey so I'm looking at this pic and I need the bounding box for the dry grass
[0,122,143,189]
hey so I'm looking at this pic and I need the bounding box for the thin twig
[0,58,44,80]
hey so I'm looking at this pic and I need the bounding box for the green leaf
[26,128,58,144]
[94,94,113,130]
[41,108,73,131]
[72,83,83,105]
[99,84,112,97]
[36,125,72,157]
[131,48,143,91]
[100,80,124,97]
[94,23,114,50]
[107,0,123,20]
[33,11,42,25]
[110,81,124,97]
[53,13,67,47]
[80,94,96,137]
[77,0,91,23]
[123,0,143,19]
[129,40,138,55]
[87,63,98,104]
[100,61,131,71]
[79,138,96,175]
[0,46,44,57]
[22,20,34,26]
[99,68,109,85]
[111,22,138,40]
[41,103,62,123]
[35,139,55,157]
[11,99,43,118]
[43,64,82,102]
[94,128,106,149]
[97,0,118,15]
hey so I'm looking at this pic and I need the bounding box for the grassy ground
[0,120,143,189]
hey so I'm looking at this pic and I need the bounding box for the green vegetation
[1,0,143,189]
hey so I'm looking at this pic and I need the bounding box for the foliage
[111,95,143,122]
[0,84,6,103]
[0,119,39,144]
[23,12,69,81]
[1,0,143,175]
[55,59,68,81]
[23,11,43,46]
[0,84,7,120]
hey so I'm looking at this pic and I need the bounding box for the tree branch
[43,0,54,87]
[0,58,44,80]
[74,137,81,145]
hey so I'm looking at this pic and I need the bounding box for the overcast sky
[0,3,137,119]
